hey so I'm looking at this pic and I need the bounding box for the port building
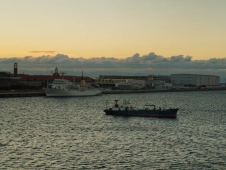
[97,75,171,90]
[170,74,220,87]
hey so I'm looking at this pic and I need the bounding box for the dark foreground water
[0,91,226,170]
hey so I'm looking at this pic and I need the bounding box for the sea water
[0,91,226,169]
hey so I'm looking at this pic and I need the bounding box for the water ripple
[0,91,226,169]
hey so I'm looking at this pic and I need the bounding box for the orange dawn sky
[0,0,226,60]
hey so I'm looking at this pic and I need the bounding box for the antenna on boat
[105,100,108,109]
[80,70,86,85]
[163,99,167,110]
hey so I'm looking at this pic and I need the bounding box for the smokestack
[14,63,18,77]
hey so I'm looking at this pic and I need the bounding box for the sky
[1,0,226,80]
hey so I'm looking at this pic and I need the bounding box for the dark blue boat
[104,100,179,118]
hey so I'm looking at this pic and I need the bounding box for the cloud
[29,51,56,54]
[0,52,226,80]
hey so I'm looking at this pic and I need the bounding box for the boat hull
[42,88,102,97]
[104,109,178,118]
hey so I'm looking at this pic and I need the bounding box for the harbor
[1,63,225,98]
[1,1,226,168]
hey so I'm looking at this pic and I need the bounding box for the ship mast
[80,70,86,85]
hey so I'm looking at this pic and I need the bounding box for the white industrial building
[170,74,220,86]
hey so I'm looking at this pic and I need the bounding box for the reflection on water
[0,91,226,169]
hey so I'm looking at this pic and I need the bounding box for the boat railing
[123,100,130,105]
[144,104,156,110]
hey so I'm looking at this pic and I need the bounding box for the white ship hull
[42,88,102,97]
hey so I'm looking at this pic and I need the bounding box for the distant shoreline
[0,88,226,97]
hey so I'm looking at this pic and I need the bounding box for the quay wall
[0,88,226,97]
[102,88,226,94]
[0,90,45,97]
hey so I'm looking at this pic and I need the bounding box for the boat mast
[80,70,86,85]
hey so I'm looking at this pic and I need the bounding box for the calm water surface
[0,91,226,169]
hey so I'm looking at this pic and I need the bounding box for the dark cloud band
[0,53,226,81]
[1,52,226,69]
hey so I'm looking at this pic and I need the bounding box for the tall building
[53,67,60,76]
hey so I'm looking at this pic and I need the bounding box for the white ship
[42,78,102,97]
